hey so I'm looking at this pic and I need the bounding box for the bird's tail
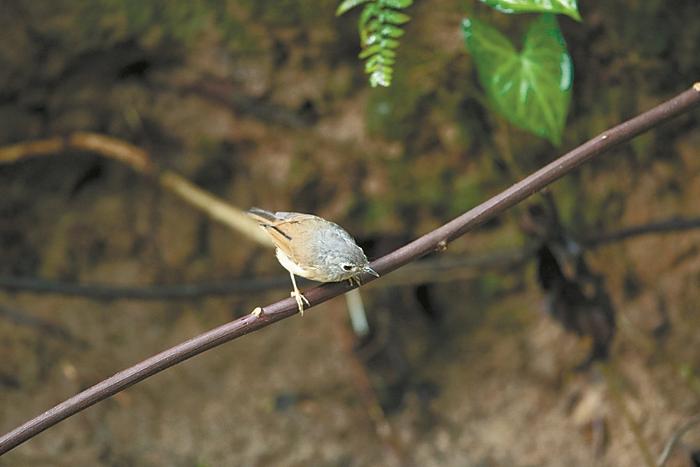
[247,207,279,223]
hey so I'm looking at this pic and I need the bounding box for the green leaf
[382,0,413,8]
[365,54,395,70]
[358,3,380,31]
[359,43,383,58]
[380,38,400,49]
[365,20,382,33]
[480,0,581,21]
[382,10,411,24]
[381,25,405,38]
[370,69,392,87]
[462,14,573,145]
[336,0,373,16]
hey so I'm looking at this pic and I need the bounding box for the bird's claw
[290,290,309,315]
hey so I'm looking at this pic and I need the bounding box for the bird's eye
[342,264,353,271]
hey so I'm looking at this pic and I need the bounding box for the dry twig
[657,414,700,467]
[0,132,270,246]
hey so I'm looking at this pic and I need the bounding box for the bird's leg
[348,275,362,287]
[289,271,309,316]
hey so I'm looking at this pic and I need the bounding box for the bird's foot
[348,276,362,287]
[251,307,264,318]
[291,290,310,316]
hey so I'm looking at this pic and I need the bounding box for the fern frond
[337,0,413,87]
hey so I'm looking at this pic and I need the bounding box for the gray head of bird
[324,244,380,282]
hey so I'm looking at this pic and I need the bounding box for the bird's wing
[248,209,321,264]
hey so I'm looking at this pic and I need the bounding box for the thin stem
[657,414,700,467]
[584,217,700,246]
[0,249,531,300]
[3,213,700,301]
[0,83,698,456]
[0,133,272,247]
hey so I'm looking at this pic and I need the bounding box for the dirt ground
[1,143,699,467]
[1,1,700,466]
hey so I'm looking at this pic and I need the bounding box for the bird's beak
[365,266,380,277]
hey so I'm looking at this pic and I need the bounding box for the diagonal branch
[1,83,699,456]
[0,132,272,247]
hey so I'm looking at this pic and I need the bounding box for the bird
[247,208,379,316]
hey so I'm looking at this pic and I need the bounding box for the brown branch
[584,216,700,246]
[1,83,699,455]
[0,249,529,301]
[4,212,700,302]
[0,132,153,173]
[5,211,700,302]
[0,132,271,247]
[0,274,291,300]
[69,132,155,174]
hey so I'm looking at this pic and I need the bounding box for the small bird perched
[248,208,379,316]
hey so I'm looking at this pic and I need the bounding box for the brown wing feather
[248,209,322,266]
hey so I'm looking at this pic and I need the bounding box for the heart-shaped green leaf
[462,14,573,145]
[480,0,581,21]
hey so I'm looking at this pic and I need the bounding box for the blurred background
[0,1,699,466]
